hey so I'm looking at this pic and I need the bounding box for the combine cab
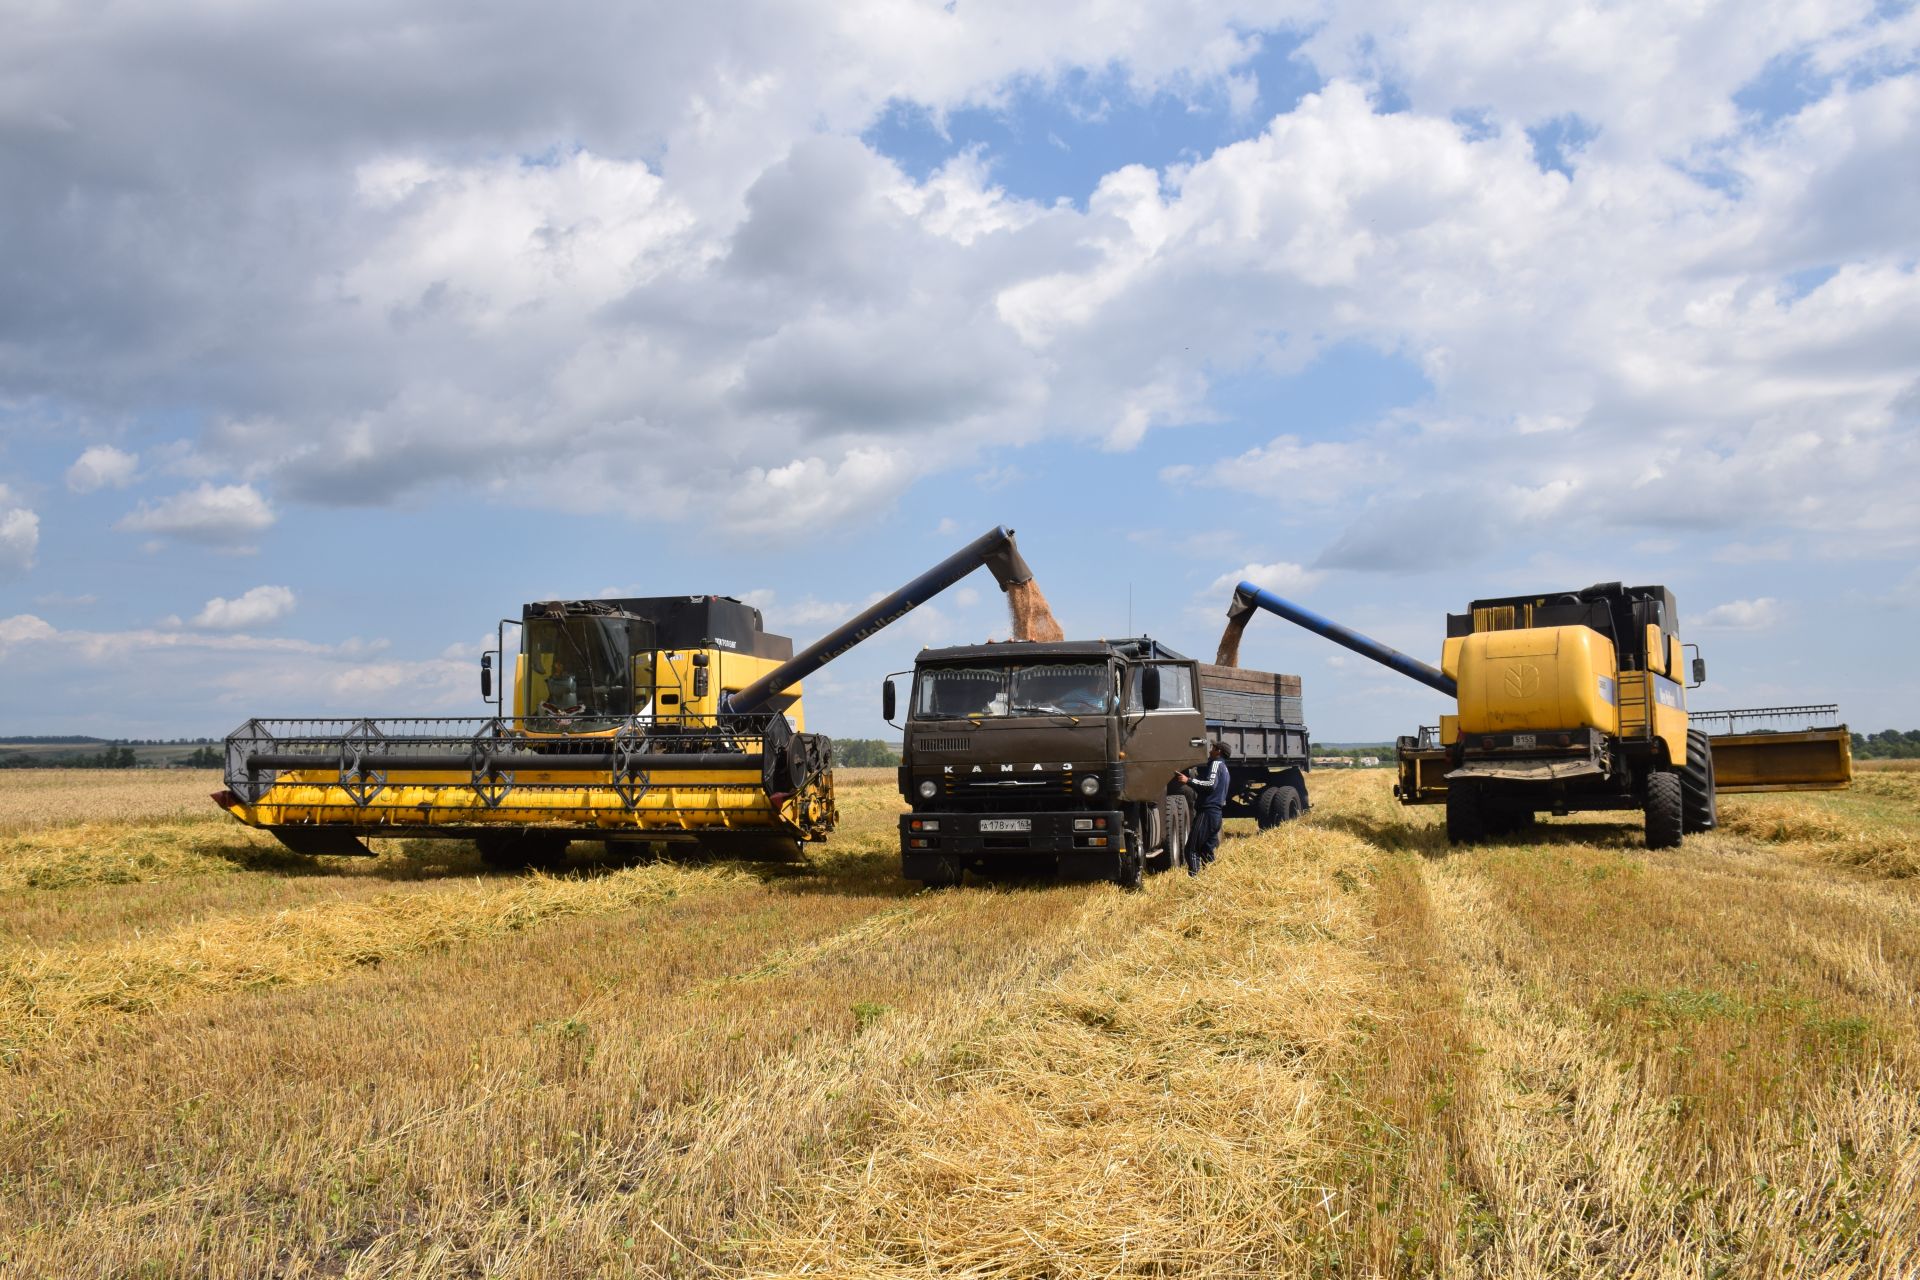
[214,526,1040,864]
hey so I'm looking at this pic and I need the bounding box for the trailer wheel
[1681,728,1718,834]
[1645,770,1684,850]
[1445,785,1485,846]
[1255,787,1283,828]
[1275,785,1303,822]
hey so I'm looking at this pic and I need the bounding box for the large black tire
[1255,787,1283,828]
[1645,770,1684,850]
[918,857,963,890]
[1156,794,1190,873]
[1117,844,1143,892]
[1681,728,1718,834]
[1445,784,1485,846]
[1255,785,1304,828]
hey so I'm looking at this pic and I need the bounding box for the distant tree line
[836,739,901,767]
[0,744,139,769]
[1852,730,1920,760]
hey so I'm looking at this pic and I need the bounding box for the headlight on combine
[918,779,939,800]
[1077,774,1101,798]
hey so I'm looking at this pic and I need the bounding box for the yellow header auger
[214,527,1038,867]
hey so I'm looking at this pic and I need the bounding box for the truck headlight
[1078,774,1101,798]
[918,779,939,800]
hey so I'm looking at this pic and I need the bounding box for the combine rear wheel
[1645,771,1684,850]
[1681,727,1718,834]
[1445,784,1485,846]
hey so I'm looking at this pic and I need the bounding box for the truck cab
[888,638,1206,887]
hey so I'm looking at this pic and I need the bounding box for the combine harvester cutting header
[214,526,1050,866]
[1220,580,1852,850]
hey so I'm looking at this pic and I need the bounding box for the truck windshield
[914,662,1112,718]
[523,616,643,729]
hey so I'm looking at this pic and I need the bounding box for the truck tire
[1117,823,1144,891]
[1645,770,1684,850]
[1681,728,1718,834]
[1445,785,1485,846]
[1255,785,1303,828]
[1157,794,1191,872]
[918,858,962,890]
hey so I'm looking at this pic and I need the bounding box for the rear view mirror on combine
[1141,666,1162,712]
[692,652,710,699]
[882,678,897,723]
[480,653,493,699]
[1692,657,1707,686]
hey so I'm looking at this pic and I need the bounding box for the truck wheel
[1274,785,1304,822]
[1156,794,1190,873]
[1117,846,1144,891]
[1445,785,1485,846]
[1254,787,1282,828]
[1681,728,1718,834]
[1645,770,1684,850]
[919,858,962,890]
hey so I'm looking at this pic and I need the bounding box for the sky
[1,0,1917,744]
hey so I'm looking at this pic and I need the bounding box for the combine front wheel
[1445,784,1485,846]
[1680,728,1718,834]
[1645,771,1684,850]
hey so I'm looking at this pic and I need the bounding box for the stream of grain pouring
[1007,579,1065,643]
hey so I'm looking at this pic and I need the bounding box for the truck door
[1125,661,1208,797]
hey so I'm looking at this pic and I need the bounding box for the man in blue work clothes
[1177,742,1232,875]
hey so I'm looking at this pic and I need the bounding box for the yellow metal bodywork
[1454,626,1622,738]
[1711,728,1854,793]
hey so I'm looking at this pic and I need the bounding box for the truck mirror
[1692,657,1706,686]
[693,667,710,699]
[1141,666,1162,712]
[883,679,897,722]
[480,653,493,699]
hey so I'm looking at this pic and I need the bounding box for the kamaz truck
[885,638,1309,888]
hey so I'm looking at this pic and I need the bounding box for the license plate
[979,818,1031,833]
[1511,734,1536,749]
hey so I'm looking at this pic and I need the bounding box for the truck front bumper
[900,809,1125,880]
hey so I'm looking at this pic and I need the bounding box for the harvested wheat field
[2,766,1917,1278]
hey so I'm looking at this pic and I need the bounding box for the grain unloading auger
[214,526,1041,865]
[1220,580,1852,850]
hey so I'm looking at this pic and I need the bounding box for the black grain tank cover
[523,596,794,662]
[1445,583,1678,670]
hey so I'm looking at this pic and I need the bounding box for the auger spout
[724,526,1037,715]
[1229,582,1457,698]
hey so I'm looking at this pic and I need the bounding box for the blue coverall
[1184,757,1230,874]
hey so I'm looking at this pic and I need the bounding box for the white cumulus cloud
[0,487,39,578]
[1209,562,1325,598]
[66,445,139,493]
[192,585,297,630]
[1697,597,1784,630]
[116,484,276,545]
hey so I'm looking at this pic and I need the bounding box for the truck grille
[915,737,972,752]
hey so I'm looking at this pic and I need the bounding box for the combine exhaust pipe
[1228,582,1457,698]
[725,525,1035,714]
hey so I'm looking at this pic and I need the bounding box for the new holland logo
[1504,663,1541,698]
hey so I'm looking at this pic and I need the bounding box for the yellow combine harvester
[214,526,1038,866]
[1223,581,1851,850]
